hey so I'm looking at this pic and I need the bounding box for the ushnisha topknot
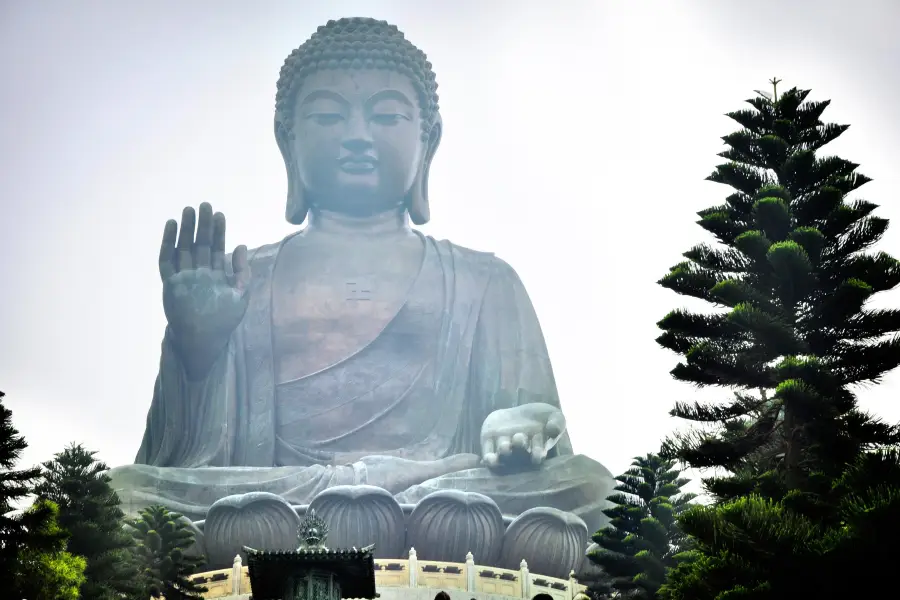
[275,17,440,142]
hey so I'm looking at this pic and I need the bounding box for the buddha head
[274,17,442,226]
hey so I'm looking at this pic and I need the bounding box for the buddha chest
[271,232,426,383]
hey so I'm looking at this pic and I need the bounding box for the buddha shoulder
[226,235,527,290]
[248,240,283,264]
[221,239,283,273]
[434,237,528,290]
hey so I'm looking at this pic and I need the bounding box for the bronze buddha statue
[108,17,613,577]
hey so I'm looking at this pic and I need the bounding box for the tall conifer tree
[35,443,143,600]
[0,391,66,582]
[657,82,900,500]
[587,453,695,599]
[13,498,87,600]
[656,82,900,599]
[130,504,207,600]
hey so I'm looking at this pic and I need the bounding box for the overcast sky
[1,0,899,492]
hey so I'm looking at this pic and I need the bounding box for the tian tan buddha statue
[108,17,614,577]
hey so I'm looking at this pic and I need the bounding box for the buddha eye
[306,113,344,126]
[370,113,408,126]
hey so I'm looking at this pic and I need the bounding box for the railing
[187,548,588,600]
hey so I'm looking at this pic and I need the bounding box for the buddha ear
[276,119,308,225]
[408,114,443,226]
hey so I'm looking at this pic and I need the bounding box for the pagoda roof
[244,545,377,599]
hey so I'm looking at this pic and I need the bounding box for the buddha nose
[341,115,374,153]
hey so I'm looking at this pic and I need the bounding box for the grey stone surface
[307,484,406,559]
[579,542,604,578]
[107,16,616,574]
[499,508,589,579]
[204,492,300,567]
[406,490,505,565]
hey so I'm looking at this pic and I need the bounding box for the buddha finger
[496,435,512,456]
[545,412,566,439]
[511,432,528,450]
[158,219,178,281]
[193,202,214,269]
[531,433,546,465]
[481,439,497,466]
[231,245,250,292]
[211,212,226,271]
[176,206,196,272]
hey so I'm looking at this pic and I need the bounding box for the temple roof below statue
[244,546,377,599]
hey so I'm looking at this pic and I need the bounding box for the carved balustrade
[181,548,588,600]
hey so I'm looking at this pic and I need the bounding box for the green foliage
[13,498,87,600]
[129,504,207,600]
[658,448,900,600]
[586,453,696,599]
[656,83,900,599]
[657,85,900,494]
[0,391,69,584]
[35,443,144,600]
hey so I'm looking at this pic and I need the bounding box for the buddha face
[290,69,426,217]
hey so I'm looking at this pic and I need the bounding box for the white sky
[1,0,899,494]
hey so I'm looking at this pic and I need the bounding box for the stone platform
[186,549,588,600]
[189,485,592,579]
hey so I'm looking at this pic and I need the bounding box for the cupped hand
[480,402,566,468]
[160,203,251,343]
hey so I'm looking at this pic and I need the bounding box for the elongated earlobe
[276,120,308,225]
[285,174,308,225]
[408,173,430,225]
[408,116,443,226]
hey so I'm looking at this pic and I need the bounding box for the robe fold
[110,234,613,532]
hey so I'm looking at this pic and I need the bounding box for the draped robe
[108,233,613,532]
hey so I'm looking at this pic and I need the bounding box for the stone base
[204,491,300,567]
[499,507,588,579]
[407,489,505,565]
[197,486,591,579]
[309,485,406,558]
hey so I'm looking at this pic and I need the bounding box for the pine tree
[657,82,900,500]
[13,498,87,600]
[658,448,900,600]
[814,446,900,599]
[34,442,144,600]
[655,82,900,599]
[0,391,67,582]
[130,504,208,600]
[586,453,695,599]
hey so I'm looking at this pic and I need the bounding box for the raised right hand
[160,203,250,356]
